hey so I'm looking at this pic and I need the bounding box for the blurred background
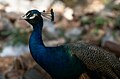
[0,0,120,79]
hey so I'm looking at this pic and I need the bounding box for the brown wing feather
[64,41,120,79]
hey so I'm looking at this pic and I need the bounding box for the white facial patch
[29,14,37,19]
[26,13,30,16]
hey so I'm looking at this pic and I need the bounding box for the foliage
[95,16,107,27]
[60,0,111,8]
[106,1,120,11]
[0,31,11,36]
[60,0,88,7]
[114,15,120,28]
[9,28,29,46]
[81,16,91,25]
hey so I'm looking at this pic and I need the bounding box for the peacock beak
[20,14,28,20]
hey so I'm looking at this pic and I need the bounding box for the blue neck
[29,21,45,54]
[33,22,44,45]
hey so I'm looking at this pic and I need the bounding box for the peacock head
[22,10,42,25]
[22,9,54,25]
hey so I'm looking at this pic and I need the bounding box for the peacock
[22,9,120,79]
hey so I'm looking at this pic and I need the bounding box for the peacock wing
[63,41,120,79]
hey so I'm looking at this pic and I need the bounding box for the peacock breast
[32,47,86,79]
